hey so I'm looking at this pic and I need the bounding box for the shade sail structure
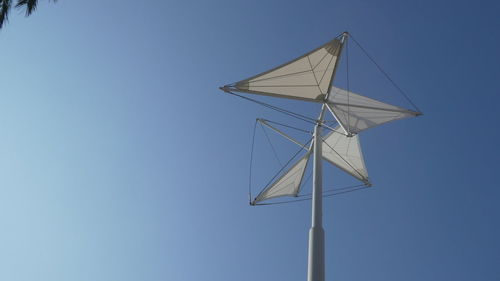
[327,86,420,135]
[322,126,369,184]
[253,151,311,204]
[223,39,342,102]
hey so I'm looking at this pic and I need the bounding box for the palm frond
[0,0,57,29]
[17,0,57,16]
[15,0,37,16]
[0,0,12,29]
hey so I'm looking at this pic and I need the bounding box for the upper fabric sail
[223,39,342,102]
[322,126,369,184]
[253,151,311,204]
[327,86,421,135]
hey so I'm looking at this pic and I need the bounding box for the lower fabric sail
[322,126,370,184]
[253,151,311,204]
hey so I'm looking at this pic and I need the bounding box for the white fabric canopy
[253,152,311,204]
[227,39,342,102]
[327,86,420,135]
[322,126,369,184]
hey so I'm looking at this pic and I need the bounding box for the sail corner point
[219,85,231,93]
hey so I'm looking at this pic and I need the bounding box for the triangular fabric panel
[254,152,311,204]
[229,39,342,102]
[327,86,420,135]
[322,126,369,184]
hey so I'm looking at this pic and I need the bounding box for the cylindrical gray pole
[307,123,324,281]
[307,32,347,281]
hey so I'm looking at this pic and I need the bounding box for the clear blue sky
[0,1,499,280]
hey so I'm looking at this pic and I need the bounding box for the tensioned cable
[253,185,370,206]
[248,119,258,203]
[292,156,366,198]
[345,37,351,133]
[323,185,369,198]
[253,137,313,202]
[260,122,283,167]
[226,91,317,124]
[298,169,362,198]
[349,33,422,113]
[261,118,346,136]
[321,123,348,136]
[301,170,313,191]
[320,135,367,181]
[260,119,312,134]
[300,183,367,197]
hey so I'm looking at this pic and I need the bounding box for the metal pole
[307,118,324,281]
[307,33,348,281]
